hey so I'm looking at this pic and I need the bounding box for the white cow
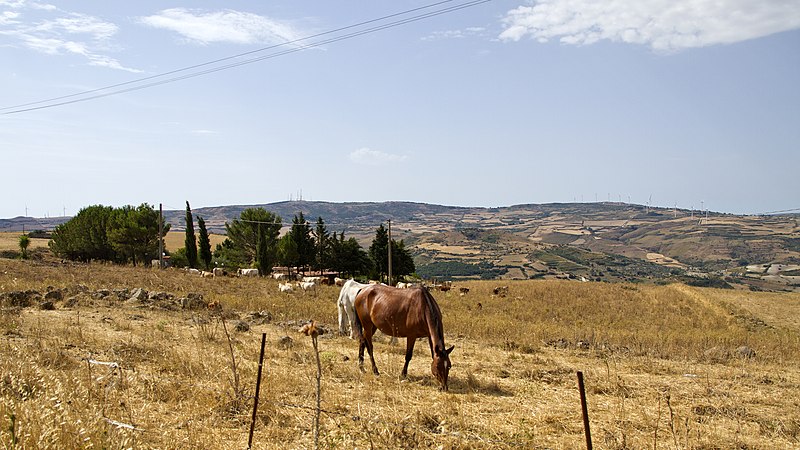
[297,281,317,294]
[302,276,322,283]
[187,268,201,275]
[396,282,410,288]
[212,267,226,277]
[201,271,214,278]
[278,282,294,293]
[272,273,286,281]
[336,279,369,339]
[334,277,346,287]
[238,268,259,277]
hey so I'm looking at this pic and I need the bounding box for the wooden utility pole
[387,219,392,286]
[158,203,164,269]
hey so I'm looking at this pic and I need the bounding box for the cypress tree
[198,216,212,270]
[185,201,198,269]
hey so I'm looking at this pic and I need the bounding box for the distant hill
[2,201,798,290]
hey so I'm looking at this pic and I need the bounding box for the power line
[1,0,492,115]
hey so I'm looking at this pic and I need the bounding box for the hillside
[2,201,798,290]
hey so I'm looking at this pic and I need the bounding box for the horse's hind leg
[359,323,379,375]
[402,337,417,378]
[365,337,379,375]
[358,339,367,373]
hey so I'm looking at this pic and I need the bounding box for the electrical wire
[1,0,492,115]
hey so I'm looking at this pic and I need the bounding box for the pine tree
[185,201,198,269]
[224,207,281,266]
[369,224,389,281]
[256,224,274,276]
[197,216,212,270]
[312,217,330,271]
[290,212,314,273]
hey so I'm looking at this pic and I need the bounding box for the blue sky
[1,0,798,218]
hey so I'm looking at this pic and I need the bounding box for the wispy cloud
[422,26,486,41]
[0,1,140,72]
[349,148,408,166]
[138,8,303,45]
[499,0,800,52]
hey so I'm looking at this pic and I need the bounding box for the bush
[169,248,189,268]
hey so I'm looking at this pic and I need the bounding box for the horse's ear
[446,345,454,355]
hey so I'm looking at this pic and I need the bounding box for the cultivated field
[1,259,799,449]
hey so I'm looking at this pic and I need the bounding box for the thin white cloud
[138,8,303,45]
[191,129,219,135]
[422,26,487,41]
[0,2,140,72]
[499,0,800,51]
[349,148,408,166]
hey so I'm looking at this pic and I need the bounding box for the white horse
[337,279,369,339]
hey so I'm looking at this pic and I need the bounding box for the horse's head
[432,345,454,391]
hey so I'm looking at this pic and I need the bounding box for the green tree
[368,224,415,283]
[391,239,416,280]
[18,235,30,260]
[184,201,198,269]
[212,238,246,269]
[256,224,278,276]
[289,212,314,273]
[312,216,331,271]
[50,205,117,262]
[107,203,170,266]
[369,224,389,281]
[224,207,281,267]
[197,216,212,270]
[330,231,372,278]
[277,233,299,275]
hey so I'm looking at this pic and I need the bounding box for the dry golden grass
[1,259,799,449]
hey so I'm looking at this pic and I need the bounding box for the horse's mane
[420,287,445,347]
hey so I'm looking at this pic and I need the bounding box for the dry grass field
[163,231,226,253]
[0,231,227,257]
[1,258,800,449]
[0,232,50,251]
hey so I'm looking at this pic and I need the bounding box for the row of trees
[180,202,213,270]
[49,204,169,265]
[49,202,415,281]
[182,206,414,281]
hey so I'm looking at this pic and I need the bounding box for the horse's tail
[352,288,364,340]
[336,284,348,336]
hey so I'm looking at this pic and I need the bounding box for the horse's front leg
[402,337,416,378]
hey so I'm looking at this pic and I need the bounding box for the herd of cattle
[179,266,510,298]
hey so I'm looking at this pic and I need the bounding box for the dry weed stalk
[299,320,322,450]
[221,317,244,411]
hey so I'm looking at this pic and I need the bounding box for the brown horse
[353,284,454,390]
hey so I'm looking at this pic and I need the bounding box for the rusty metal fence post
[577,371,592,450]
[248,333,267,449]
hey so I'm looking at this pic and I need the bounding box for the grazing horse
[354,284,454,391]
